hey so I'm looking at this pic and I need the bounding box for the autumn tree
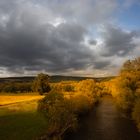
[76,79,100,105]
[32,73,51,95]
[38,91,77,139]
[116,57,140,111]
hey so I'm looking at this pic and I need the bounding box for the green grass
[0,100,48,140]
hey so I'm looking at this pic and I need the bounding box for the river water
[64,96,140,140]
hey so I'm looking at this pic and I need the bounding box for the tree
[32,73,51,95]
[121,57,140,73]
[38,91,77,139]
[116,57,140,111]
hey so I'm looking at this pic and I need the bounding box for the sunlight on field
[0,95,44,116]
[0,95,44,106]
[0,100,38,116]
[0,99,48,140]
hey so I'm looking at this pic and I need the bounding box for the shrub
[116,89,135,112]
[64,85,74,92]
[132,98,140,132]
[38,91,77,140]
[71,95,92,115]
[113,58,140,112]
[76,79,100,104]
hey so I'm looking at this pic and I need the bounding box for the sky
[0,0,140,77]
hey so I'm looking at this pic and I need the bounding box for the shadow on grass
[0,112,48,140]
[0,101,48,140]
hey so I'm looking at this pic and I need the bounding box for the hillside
[0,75,116,83]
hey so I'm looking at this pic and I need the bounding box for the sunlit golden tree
[115,57,140,111]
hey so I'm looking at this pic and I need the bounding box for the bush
[77,79,100,104]
[71,95,92,115]
[113,58,140,112]
[64,85,74,92]
[132,98,140,132]
[38,91,77,140]
[116,89,135,112]
[0,82,33,93]
[51,82,75,93]
[2,84,17,93]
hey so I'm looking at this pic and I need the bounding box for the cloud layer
[101,25,137,56]
[0,0,140,77]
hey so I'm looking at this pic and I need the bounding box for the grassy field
[0,94,48,140]
[0,94,44,106]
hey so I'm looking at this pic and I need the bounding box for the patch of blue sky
[117,3,140,30]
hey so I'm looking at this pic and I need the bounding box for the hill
[0,75,116,83]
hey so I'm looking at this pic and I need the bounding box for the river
[64,96,140,140]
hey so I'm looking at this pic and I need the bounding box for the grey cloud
[0,0,16,13]
[0,9,95,74]
[33,0,117,25]
[88,39,97,45]
[101,25,137,56]
[0,0,117,26]
[0,0,137,76]
[93,61,111,69]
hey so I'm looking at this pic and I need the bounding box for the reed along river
[64,96,140,140]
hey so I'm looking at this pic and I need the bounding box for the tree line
[0,73,51,94]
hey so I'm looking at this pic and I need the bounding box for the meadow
[0,94,43,106]
[0,95,47,140]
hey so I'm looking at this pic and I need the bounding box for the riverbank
[64,96,140,140]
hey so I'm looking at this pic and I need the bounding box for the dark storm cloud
[0,11,95,73]
[88,39,97,45]
[101,25,138,56]
[0,0,135,76]
[0,0,119,75]
[93,61,111,69]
